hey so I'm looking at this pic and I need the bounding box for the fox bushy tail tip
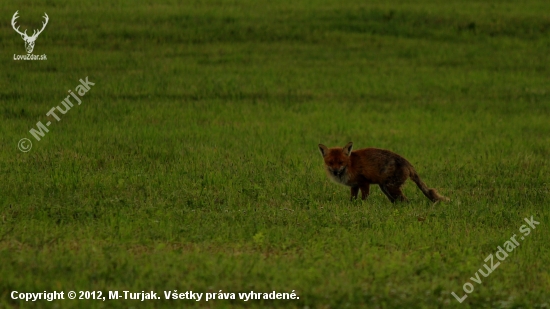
[429,188,450,203]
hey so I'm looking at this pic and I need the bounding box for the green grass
[1,0,549,308]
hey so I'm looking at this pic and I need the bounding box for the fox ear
[318,144,329,157]
[343,142,353,156]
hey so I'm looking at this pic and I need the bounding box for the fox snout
[330,166,346,177]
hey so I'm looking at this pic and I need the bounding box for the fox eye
[338,161,343,165]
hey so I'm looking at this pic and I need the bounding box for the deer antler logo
[11,11,49,54]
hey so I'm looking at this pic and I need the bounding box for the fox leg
[379,184,396,203]
[350,186,359,200]
[359,183,370,200]
[386,184,408,203]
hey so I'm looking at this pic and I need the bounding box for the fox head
[318,142,353,180]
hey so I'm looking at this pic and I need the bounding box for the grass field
[1,0,549,308]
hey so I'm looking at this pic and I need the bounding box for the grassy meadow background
[1,0,549,308]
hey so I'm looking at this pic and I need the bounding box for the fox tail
[409,168,449,203]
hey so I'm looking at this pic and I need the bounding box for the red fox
[318,142,448,203]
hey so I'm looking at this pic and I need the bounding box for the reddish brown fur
[319,142,448,203]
